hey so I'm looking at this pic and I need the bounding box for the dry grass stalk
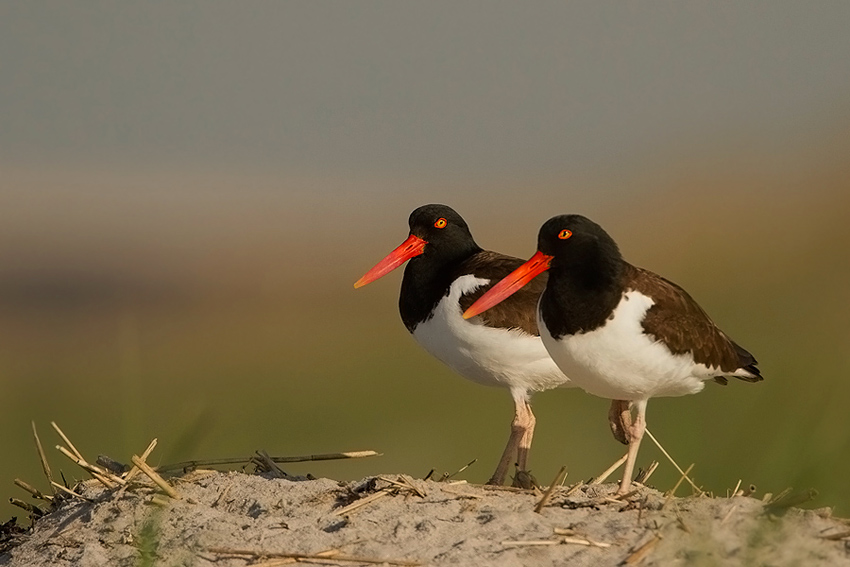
[156,450,380,473]
[333,489,391,516]
[730,479,743,497]
[254,450,291,479]
[439,486,482,499]
[561,536,612,548]
[9,498,44,517]
[644,429,703,496]
[50,481,93,502]
[534,465,568,514]
[399,475,427,498]
[205,547,421,566]
[623,533,662,564]
[662,463,695,510]
[564,481,585,497]
[14,478,52,502]
[55,445,121,489]
[123,439,158,483]
[480,485,533,493]
[720,503,738,525]
[373,475,426,498]
[502,539,561,547]
[51,422,84,460]
[31,421,55,496]
[252,549,340,567]
[590,453,628,485]
[633,461,659,485]
[820,529,850,541]
[445,458,478,481]
[130,455,181,500]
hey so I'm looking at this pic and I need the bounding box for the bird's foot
[511,469,539,490]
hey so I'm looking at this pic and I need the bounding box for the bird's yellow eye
[434,218,448,229]
[558,229,572,240]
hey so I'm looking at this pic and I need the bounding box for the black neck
[540,251,625,339]
[399,242,483,332]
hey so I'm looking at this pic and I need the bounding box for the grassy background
[2,141,849,521]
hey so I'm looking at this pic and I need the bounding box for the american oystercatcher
[354,204,571,486]
[464,214,763,494]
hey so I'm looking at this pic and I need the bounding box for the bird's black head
[407,204,479,261]
[354,204,480,290]
[461,213,622,321]
[537,214,621,268]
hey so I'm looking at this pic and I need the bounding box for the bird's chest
[539,291,705,400]
[411,275,565,390]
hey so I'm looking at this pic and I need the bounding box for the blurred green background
[2,3,849,522]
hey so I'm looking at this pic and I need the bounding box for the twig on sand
[553,529,613,548]
[502,539,561,547]
[50,481,94,502]
[440,486,483,499]
[534,465,568,513]
[591,453,628,485]
[55,445,123,489]
[123,439,158,483]
[633,461,659,486]
[335,476,425,516]
[820,529,850,541]
[729,479,743,498]
[504,533,612,549]
[130,455,181,500]
[204,547,421,566]
[561,536,612,548]
[9,498,45,518]
[254,450,293,479]
[644,429,703,496]
[333,489,391,516]
[31,422,56,495]
[50,422,85,462]
[156,450,380,473]
[662,464,695,510]
[622,533,662,564]
[720,503,738,525]
[14,478,53,502]
[377,475,427,498]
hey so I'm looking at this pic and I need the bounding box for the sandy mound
[2,470,849,567]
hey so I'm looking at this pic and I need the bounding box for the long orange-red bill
[354,234,427,288]
[462,250,553,319]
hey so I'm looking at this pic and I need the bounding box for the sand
[2,470,849,567]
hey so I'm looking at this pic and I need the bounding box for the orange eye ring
[434,218,448,229]
[558,229,572,240]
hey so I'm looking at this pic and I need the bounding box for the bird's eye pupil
[558,229,572,240]
[435,218,447,229]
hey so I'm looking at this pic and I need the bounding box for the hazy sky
[3,2,850,183]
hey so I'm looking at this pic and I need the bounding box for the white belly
[539,290,719,401]
[412,275,571,394]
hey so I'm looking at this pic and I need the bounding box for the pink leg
[617,400,647,495]
[515,399,536,474]
[487,390,535,486]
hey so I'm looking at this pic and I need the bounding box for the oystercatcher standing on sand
[355,204,572,486]
[464,214,763,494]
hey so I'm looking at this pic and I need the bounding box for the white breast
[539,290,722,401]
[412,275,571,393]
